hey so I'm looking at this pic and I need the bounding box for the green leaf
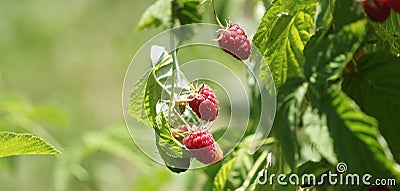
[374,14,400,54]
[309,86,399,178]
[173,0,202,25]
[304,20,367,83]
[296,160,336,190]
[137,0,172,31]
[303,107,337,164]
[227,137,255,189]
[381,12,400,37]
[253,0,317,90]
[153,112,190,173]
[273,77,307,170]
[332,0,363,30]
[154,112,185,158]
[0,131,60,157]
[144,70,164,127]
[296,160,332,175]
[315,0,332,29]
[128,70,151,126]
[342,52,400,163]
[212,156,237,191]
[155,134,190,174]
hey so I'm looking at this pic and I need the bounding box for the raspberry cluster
[183,129,223,164]
[188,84,219,121]
[217,23,251,60]
[363,0,400,23]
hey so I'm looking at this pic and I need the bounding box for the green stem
[212,0,224,28]
[169,33,178,122]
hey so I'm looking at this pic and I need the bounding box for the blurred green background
[0,0,263,190]
[0,1,178,190]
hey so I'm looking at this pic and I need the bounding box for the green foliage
[172,0,202,25]
[303,20,367,83]
[253,0,317,90]
[137,0,172,30]
[155,112,187,158]
[310,86,397,177]
[343,52,400,163]
[0,131,60,157]
[128,70,152,126]
[272,77,307,170]
[332,0,363,30]
[137,0,202,30]
[212,156,237,191]
[3,0,400,190]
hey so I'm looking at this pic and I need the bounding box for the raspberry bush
[127,0,400,190]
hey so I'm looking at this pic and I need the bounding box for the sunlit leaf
[253,0,317,90]
[0,131,60,157]
[212,156,237,191]
[303,107,337,164]
[128,70,152,126]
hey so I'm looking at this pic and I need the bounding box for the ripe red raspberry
[183,129,222,164]
[217,23,251,60]
[389,0,400,13]
[188,84,219,121]
[363,0,391,23]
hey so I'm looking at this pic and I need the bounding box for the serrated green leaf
[381,12,400,37]
[144,70,163,127]
[273,77,307,170]
[309,86,399,178]
[212,157,237,191]
[374,13,400,54]
[0,131,60,157]
[128,70,151,126]
[137,0,172,31]
[304,20,367,83]
[253,0,317,90]
[343,52,400,163]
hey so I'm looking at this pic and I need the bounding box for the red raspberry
[389,0,400,13]
[363,0,391,23]
[217,23,251,60]
[188,85,219,121]
[183,129,222,164]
